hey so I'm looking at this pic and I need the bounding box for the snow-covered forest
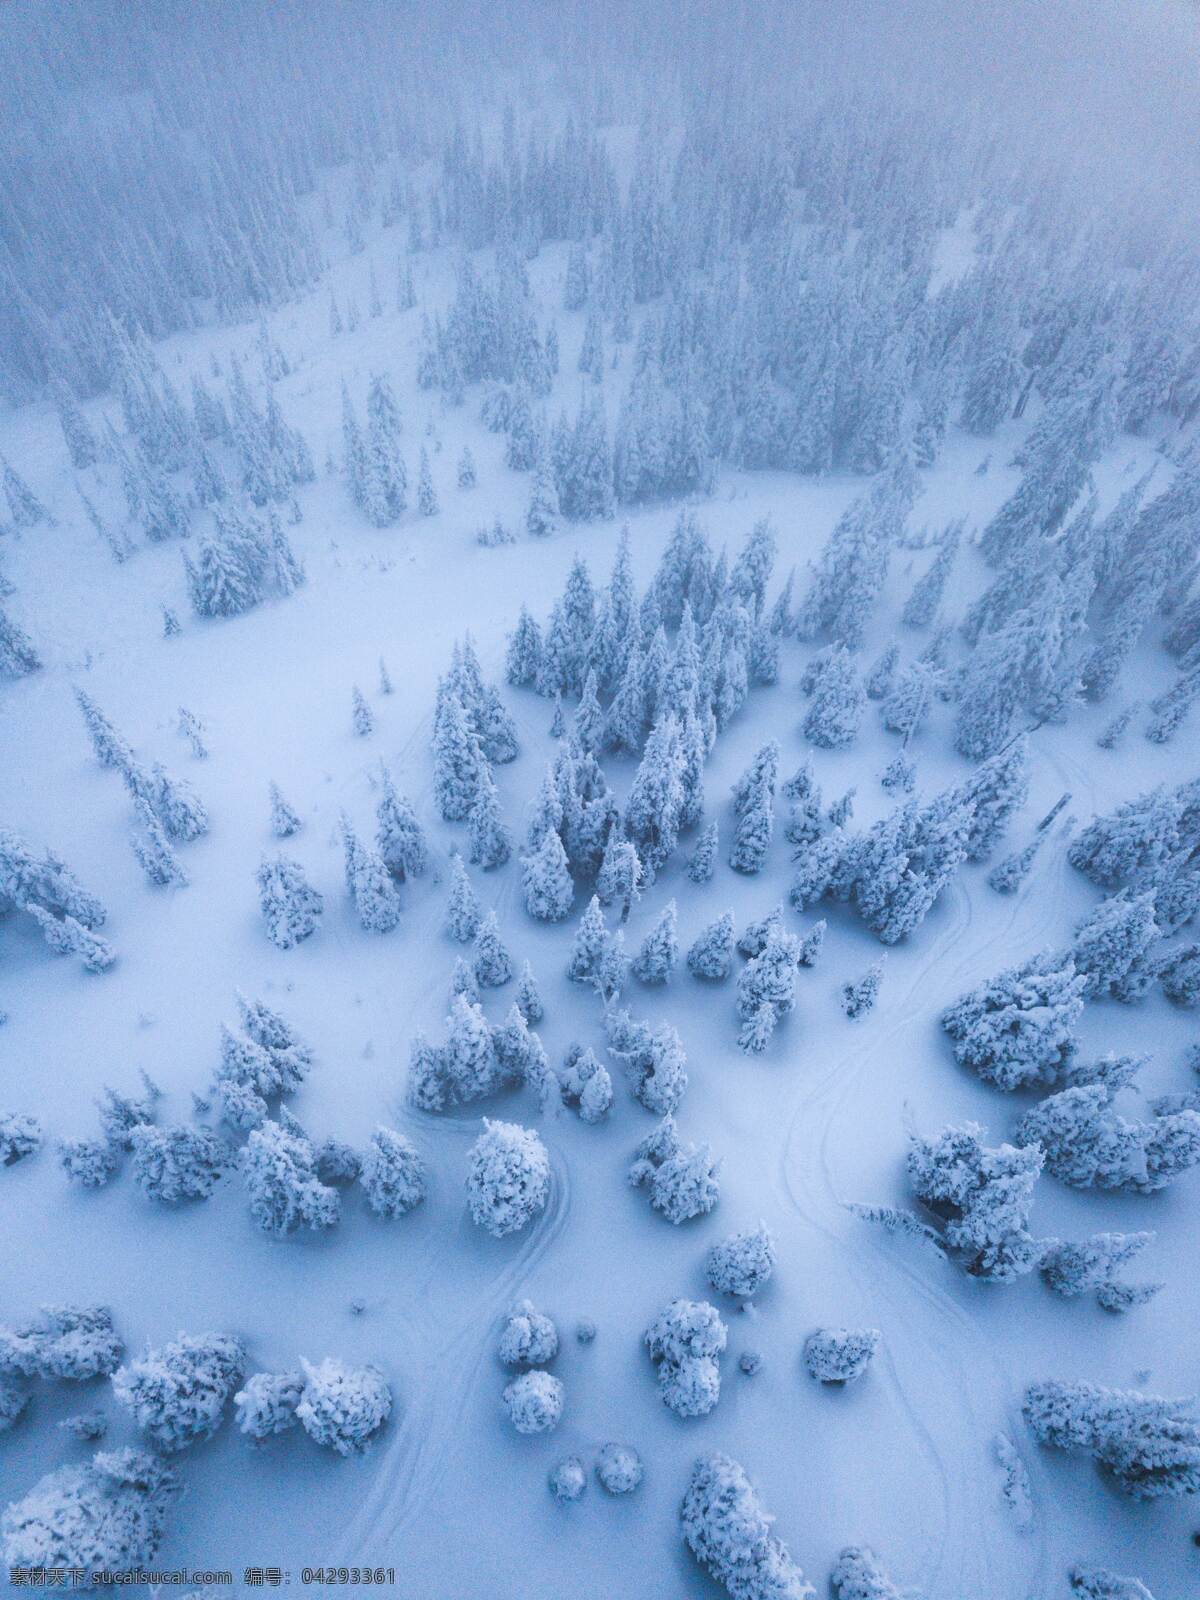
[1,0,1199,1593]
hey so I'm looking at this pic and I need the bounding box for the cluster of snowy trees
[75,690,209,894]
[628,1115,720,1224]
[0,825,114,974]
[236,1358,391,1454]
[408,985,552,1115]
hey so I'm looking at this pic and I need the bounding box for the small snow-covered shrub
[804,1328,880,1384]
[0,1111,42,1165]
[705,1224,777,1300]
[0,1305,123,1382]
[58,1135,119,1188]
[466,1120,550,1238]
[295,1358,391,1455]
[359,1127,426,1218]
[234,1370,304,1439]
[498,1302,558,1368]
[831,1545,904,1599]
[644,1300,727,1418]
[241,1119,340,1234]
[502,1369,564,1434]
[595,1443,643,1495]
[130,1123,231,1203]
[549,1456,586,1503]
[58,1410,107,1441]
[680,1452,814,1599]
[1023,1378,1200,1499]
[0,1448,180,1568]
[739,1350,762,1376]
[112,1332,245,1451]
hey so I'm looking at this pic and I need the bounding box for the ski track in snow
[342,1144,572,1553]
[775,822,1072,1600]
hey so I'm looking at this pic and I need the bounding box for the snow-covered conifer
[865,641,899,700]
[58,1137,120,1188]
[234,1370,304,1439]
[549,1457,587,1503]
[687,912,735,981]
[1160,943,1200,1007]
[439,857,480,945]
[499,1301,558,1368]
[351,685,374,737]
[503,1369,564,1434]
[644,1299,726,1417]
[0,1305,122,1382]
[941,954,1085,1089]
[130,1124,230,1204]
[842,959,885,1019]
[606,1009,688,1113]
[596,1443,643,1495]
[705,1224,777,1300]
[465,1119,550,1238]
[240,1120,340,1234]
[680,1453,813,1599]
[804,650,865,749]
[1040,1232,1156,1301]
[505,606,543,687]
[1017,1086,1200,1194]
[296,1358,391,1455]
[473,910,513,987]
[113,1333,245,1452]
[687,819,719,884]
[359,1127,426,1218]
[831,1546,906,1600]
[804,1328,880,1384]
[2,458,53,528]
[432,692,485,822]
[908,1122,1045,1280]
[342,818,401,933]
[1023,1379,1200,1499]
[268,781,301,839]
[633,900,678,984]
[1071,893,1160,1001]
[73,690,132,770]
[0,605,41,677]
[416,447,438,514]
[0,1112,41,1166]
[375,770,426,879]
[0,1448,181,1569]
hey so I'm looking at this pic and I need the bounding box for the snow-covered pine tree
[445,854,482,941]
[473,910,513,987]
[632,900,678,984]
[256,855,323,948]
[687,912,735,981]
